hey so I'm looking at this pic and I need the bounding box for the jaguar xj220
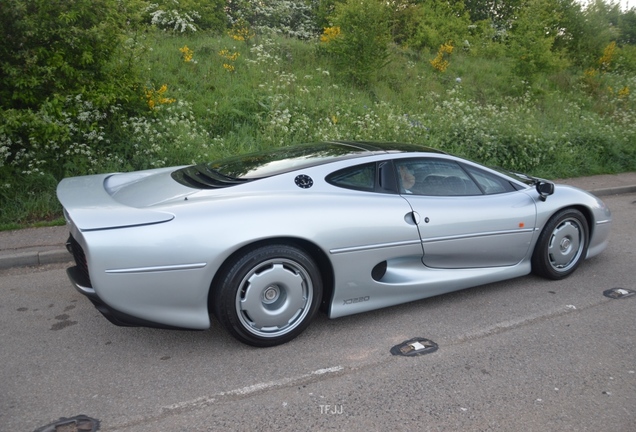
[57,142,612,346]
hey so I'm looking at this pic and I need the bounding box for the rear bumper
[66,266,196,330]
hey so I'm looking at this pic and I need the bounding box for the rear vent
[67,235,92,288]
[172,165,251,190]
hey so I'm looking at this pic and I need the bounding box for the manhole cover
[603,288,636,299]
[391,337,438,357]
[34,415,100,432]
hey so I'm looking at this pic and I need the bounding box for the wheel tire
[213,244,322,347]
[532,208,589,280]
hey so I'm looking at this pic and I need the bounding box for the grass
[1,30,635,229]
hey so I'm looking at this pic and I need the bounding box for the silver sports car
[57,141,612,346]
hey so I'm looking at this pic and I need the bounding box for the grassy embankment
[2,31,635,229]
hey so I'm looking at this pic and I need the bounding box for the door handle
[405,211,421,225]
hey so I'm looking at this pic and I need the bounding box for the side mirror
[536,181,554,201]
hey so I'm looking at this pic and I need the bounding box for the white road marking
[162,365,344,413]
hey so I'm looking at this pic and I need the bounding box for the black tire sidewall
[532,208,589,280]
[213,244,323,347]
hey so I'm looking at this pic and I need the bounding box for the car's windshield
[492,167,539,185]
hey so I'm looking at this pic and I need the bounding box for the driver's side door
[395,158,537,269]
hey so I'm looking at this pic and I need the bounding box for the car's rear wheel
[213,244,322,347]
[532,208,589,280]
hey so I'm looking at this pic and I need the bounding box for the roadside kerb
[588,185,636,197]
[0,249,72,270]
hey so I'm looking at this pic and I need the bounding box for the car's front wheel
[532,208,589,280]
[213,244,322,347]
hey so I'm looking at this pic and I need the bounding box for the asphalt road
[2,193,635,432]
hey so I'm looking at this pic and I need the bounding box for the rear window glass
[326,163,376,191]
[172,143,372,189]
[208,143,368,179]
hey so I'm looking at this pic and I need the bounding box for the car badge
[294,174,313,189]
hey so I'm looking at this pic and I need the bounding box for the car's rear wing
[57,174,174,231]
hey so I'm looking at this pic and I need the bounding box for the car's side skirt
[328,260,531,319]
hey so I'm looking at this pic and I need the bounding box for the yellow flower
[179,45,194,62]
[584,68,598,79]
[440,42,454,54]
[320,26,341,44]
[145,84,176,110]
[430,42,453,73]
[219,49,240,61]
[228,19,254,42]
[219,49,240,73]
[599,41,616,72]
[618,86,630,98]
[430,56,449,72]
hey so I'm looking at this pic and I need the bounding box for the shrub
[430,42,454,73]
[507,0,568,80]
[0,0,149,182]
[227,0,320,40]
[615,45,636,73]
[395,0,471,52]
[321,0,392,86]
[146,0,200,33]
[0,0,144,110]
[555,0,620,68]
[182,0,226,32]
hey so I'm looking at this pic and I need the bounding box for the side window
[395,158,482,196]
[463,165,517,194]
[326,162,376,192]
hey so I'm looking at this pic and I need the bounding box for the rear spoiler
[57,174,174,231]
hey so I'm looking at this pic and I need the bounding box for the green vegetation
[1,0,635,229]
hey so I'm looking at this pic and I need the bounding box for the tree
[618,7,636,45]
[507,0,567,79]
[182,0,226,32]
[394,0,472,51]
[463,0,524,28]
[227,0,320,39]
[554,0,621,67]
[322,0,392,86]
[0,0,147,181]
[0,0,142,110]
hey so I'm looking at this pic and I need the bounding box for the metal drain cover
[34,415,100,432]
[603,287,636,299]
[391,337,438,357]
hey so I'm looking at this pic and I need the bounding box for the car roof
[327,141,446,154]
[172,141,446,189]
